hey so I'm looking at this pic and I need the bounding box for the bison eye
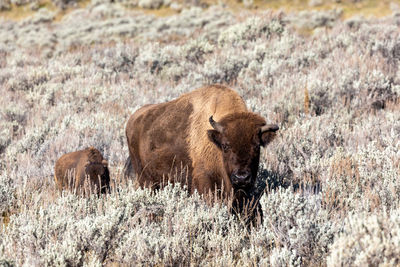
[222,144,230,152]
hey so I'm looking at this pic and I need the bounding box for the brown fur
[54,147,110,195]
[126,85,278,224]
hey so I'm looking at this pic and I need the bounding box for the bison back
[54,150,86,191]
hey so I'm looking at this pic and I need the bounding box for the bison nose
[233,171,251,181]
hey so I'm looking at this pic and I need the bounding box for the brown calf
[54,147,110,195]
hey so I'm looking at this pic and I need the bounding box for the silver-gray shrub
[0,173,16,218]
[92,44,138,75]
[218,16,284,48]
[263,113,349,188]
[0,106,26,155]
[327,209,400,266]
[202,50,250,84]
[0,184,247,265]
[5,68,50,92]
[322,136,400,213]
[1,4,400,266]
[51,0,79,9]
[261,188,337,265]
[285,9,342,30]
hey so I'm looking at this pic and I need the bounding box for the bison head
[85,160,110,193]
[207,113,278,189]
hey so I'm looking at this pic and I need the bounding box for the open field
[1,0,400,265]
[1,0,400,20]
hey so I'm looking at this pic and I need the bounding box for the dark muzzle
[231,170,252,187]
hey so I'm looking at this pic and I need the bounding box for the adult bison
[55,147,110,195]
[125,85,278,225]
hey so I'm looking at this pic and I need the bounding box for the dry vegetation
[1,0,400,265]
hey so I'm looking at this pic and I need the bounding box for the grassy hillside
[1,0,400,266]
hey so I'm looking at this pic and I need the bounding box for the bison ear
[207,130,223,149]
[260,124,279,146]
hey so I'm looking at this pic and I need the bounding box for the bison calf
[126,84,279,226]
[54,147,110,195]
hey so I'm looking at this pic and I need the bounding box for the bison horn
[260,124,279,133]
[209,116,224,133]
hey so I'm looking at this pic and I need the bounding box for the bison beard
[125,85,278,227]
